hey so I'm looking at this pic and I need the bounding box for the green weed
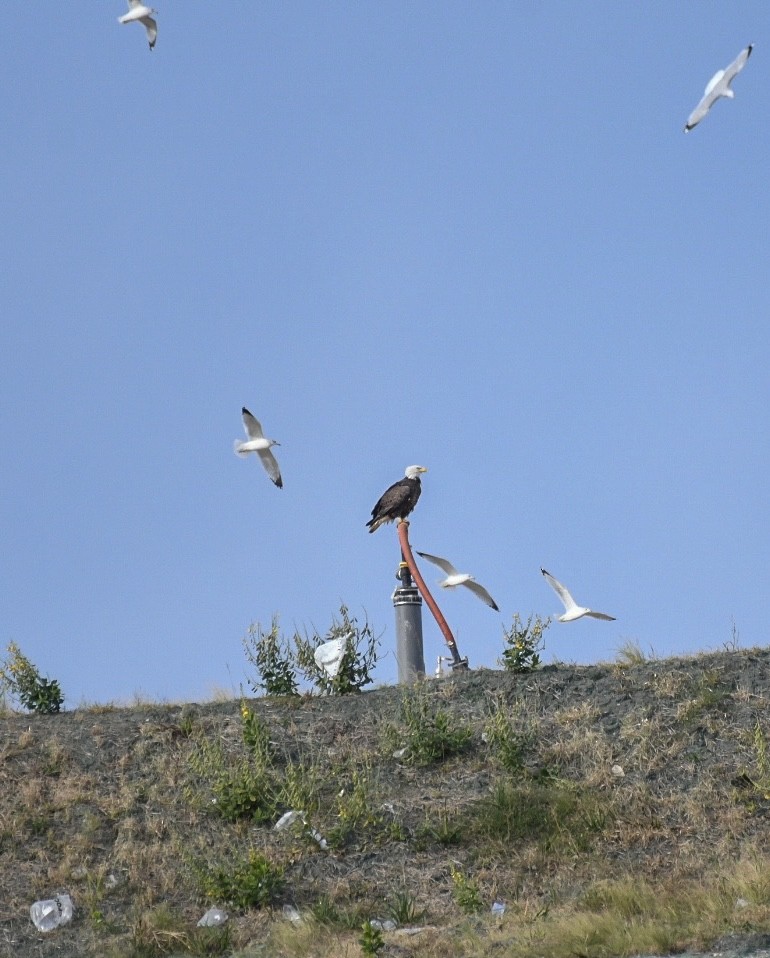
[193,847,284,910]
[243,616,300,698]
[387,685,473,765]
[0,641,64,714]
[450,865,484,914]
[499,614,549,673]
[293,604,379,695]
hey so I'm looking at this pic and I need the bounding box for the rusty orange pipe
[397,520,465,667]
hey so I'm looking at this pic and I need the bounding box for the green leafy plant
[310,895,341,926]
[0,641,64,714]
[387,685,473,765]
[239,700,273,762]
[243,616,300,697]
[388,887,426,925]
[484,704,529,773]
[332,766,383,839]
[450,865,484,914]
[293,604,379,695]
[359,920,385,956]
[499,614,549,673]
[415,805,464,848]
[188,708,278,823]
[193,847,284,909]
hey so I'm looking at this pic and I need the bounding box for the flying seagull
[684,44,753,132]
[118,1,158,50]
[366,465,427,533]
[234,407,282,488]
[540,568,615,622]
[416,551,499,611]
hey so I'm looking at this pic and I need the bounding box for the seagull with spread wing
[118,1,158,50]
[684,44,753,132]
[417,551,499,611]
[234,407,283,488]
[540,568,615,622]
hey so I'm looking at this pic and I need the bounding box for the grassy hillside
[4,646,770,957]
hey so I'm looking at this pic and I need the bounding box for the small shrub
[0,641,64,714]
[499,614,549,673]
[450,865,483,914]
[294,604,379,695]
[415,806,463,848]
[388,887,426,925]
[359,920,385,956]
[334,767,382,835]
[243,616,299,697]
[188,735,277,824]
[310,895,341,926]
[484,705,530,773]
[194,847,284,910]
[388,685,473,765]
[239,700,273,763]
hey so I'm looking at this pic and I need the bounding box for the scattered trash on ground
[197,907,228,927]
[273,809,329,850]
[30,894,73,932]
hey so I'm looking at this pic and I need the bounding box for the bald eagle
[366,465,428,533]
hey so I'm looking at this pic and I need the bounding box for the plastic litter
[314,637,347,678]
[611,764,625,778]
[369,918,397,932]
[197,908,228,927]
[274,809,305,831]
[30,894,73,932]
[282,904,302,923]
[491,900,506,916]
[273,809,328,850]
[309,826,329,850]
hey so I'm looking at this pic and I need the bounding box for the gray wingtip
[540,567,548,576]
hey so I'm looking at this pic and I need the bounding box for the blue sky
[2,3,768,705]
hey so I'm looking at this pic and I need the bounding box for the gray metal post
[392,561,425,684]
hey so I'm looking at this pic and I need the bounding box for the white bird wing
[142,16,157,48]
[722,44,753,87]
[258,448,283,488]
[586,610,616,621]
[416,552,460,577]
[241,407,265,440]
[463,579,499,611]
[541,568,579,613]
[685,86,720,130]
